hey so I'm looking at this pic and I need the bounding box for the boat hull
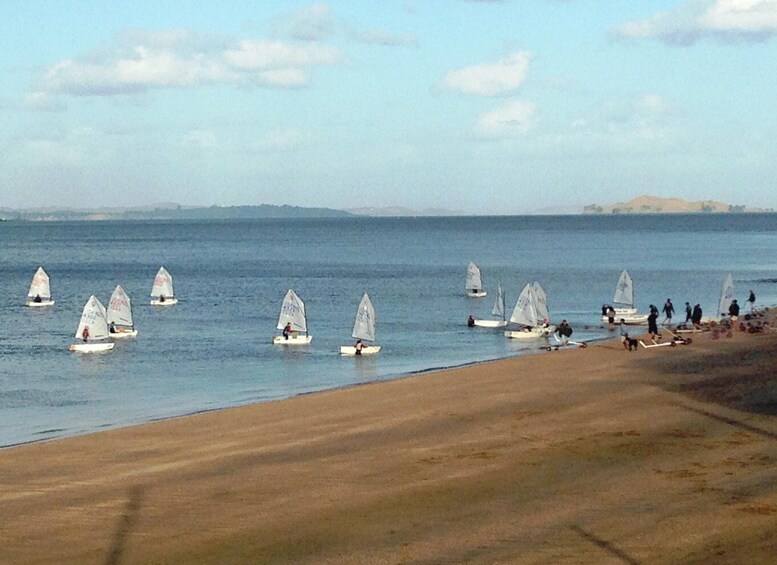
[151,298,178,306]
[110,329,138,339]
[467,290,487,298]
[69,341,115,353]
[272,335,312,345]
[339,345,381,356]
[473,319,507,328]
[505,326,556,339]
[25,300,55,307]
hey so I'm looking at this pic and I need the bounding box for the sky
[2,0,777,214]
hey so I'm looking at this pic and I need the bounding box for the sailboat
[340,293,381,356]
[150,266,178,306]
[272,289,312,345]
[717,273,734,319]
[473,282,507,328]
[603,270,648,324]
[466,262,487,297]
[107,285,138,338]
[24,267,55,307]
[504,282,555,339]
[68,295,115,353]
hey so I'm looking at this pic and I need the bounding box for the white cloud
[22,91,67,112]
[32,29,342,98]
[275,3,336,41]
[476,99,535,137]
[441,51,531,96]
[613,0,777,45]
[350,29,419,47]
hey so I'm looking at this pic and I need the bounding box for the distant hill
[0,204,353,222]
[583,195,769,215]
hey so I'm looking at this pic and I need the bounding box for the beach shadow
[104,485,144,565]
[570,525,641,565]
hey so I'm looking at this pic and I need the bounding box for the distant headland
[583,195,771,215]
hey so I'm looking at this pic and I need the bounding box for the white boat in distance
[466,262,487,297]
[150,266,178,306]
[107,284,138,338]
[273,289,312,345]
[504,282,556,340]
[69,295,115,353]
[603,270,648,325]
[473,282,507,328]
[25,267,55,307]
[340,293,381,356]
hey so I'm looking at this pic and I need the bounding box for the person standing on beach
[691,304,703,327]
[648,305,659,339]
[728,299,740,321]
[684,302,692,323]
[747,290,756,311]
[662,299,674,326]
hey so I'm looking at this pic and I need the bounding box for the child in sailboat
[282,322,292,340]
[355,339,364,355]
[81,326,90,342]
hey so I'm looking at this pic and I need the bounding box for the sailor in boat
[81,326,90,343]
[109,321,117,334]
[354,339,364,355]
[159,295,166,303]
[282,322,292,340]
[33,294,42,303]
[606,306,616,326]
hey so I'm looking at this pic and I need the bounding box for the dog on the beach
[621,333,638,351]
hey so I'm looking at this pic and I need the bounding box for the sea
[1,214,776,447]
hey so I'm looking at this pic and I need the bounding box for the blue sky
[2,0,776,214]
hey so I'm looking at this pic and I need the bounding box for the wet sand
[1,324,776,564]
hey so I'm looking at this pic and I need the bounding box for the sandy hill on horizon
[584,195,767,214]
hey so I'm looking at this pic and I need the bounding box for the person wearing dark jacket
[691,304,703,326]
[728,299,740,321]
[647,305,659,339]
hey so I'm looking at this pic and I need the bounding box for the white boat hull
[473,319,508,328]
[109,329,138,339]
[505,326,556,340]
[272,335,312,345]
[151,298,178,306]
[339,345,381,356]
[25,300,55,307]
[69,341,115,353]
[467,290,487,298]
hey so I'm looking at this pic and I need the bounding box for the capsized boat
[272,289,312,345]
[466,262,487,297]
[69,295,115,353]
[473,282,507,328]
[107,284,138,338]
[340,293,381,356]
[150,266,178,306]
[25,267,55,307]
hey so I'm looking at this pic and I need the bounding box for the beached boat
[24,267,55,307]
[107,284,138,338]
[466,262,487,297]
[504,282,555,339]
[603,270,648,324]
[473,282,507,328]
[340,293,381,356]
[273,289,312,345]
[717,273,734,319]
[150,266,178,306]
[69,295,115,353]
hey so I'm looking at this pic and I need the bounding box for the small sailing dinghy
[717,273,734,319]
[466,262,487,297]
[473,282,507,328]
[150,266,178,306]
[107,284,137,338]
[340,293,381,356]
[25,267,55,307]
[603,270,648,324]
[69,295,115,353]
[504,282,555,340]
[272,289,312,345]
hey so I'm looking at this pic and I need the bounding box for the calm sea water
[1,214,776,446]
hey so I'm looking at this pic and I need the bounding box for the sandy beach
[1,324,776,564]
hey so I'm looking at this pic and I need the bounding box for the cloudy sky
[2,0,776,214]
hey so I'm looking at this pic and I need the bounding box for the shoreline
[1,325,776,563]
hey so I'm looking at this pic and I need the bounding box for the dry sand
[1,325,776,564]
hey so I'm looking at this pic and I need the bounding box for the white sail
[613,270,634,307]
[27,267,51,299]
[150,266,175,298]
[718,273,734,317]
[276,289,308,333]
[509,284,538,327]
[107,285,133,327]
[74,296,110,340]
[465,262,483,291]
[491,283,505,319]
[532,281,550,323]
[351,293,377,342]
